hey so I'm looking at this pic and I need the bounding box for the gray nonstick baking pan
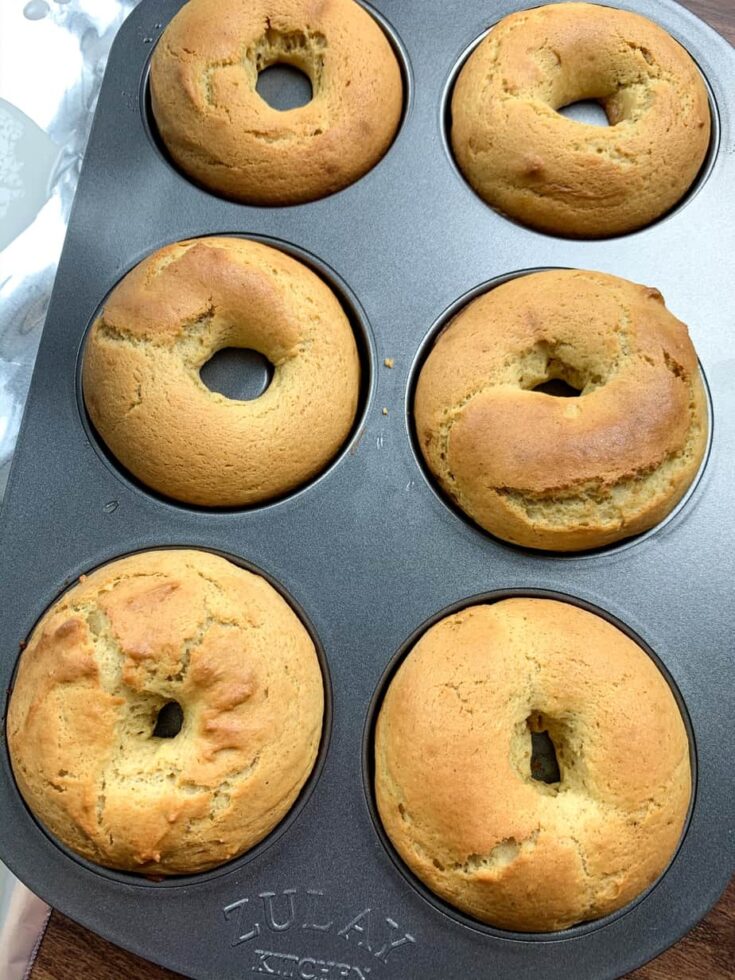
[0,0,733,977]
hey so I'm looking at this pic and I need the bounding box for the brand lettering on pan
[251,949,370,978]
[223,888,417,974]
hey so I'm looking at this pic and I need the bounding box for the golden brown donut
[7,549,324,875]
[150,0,403,205]
[451,3,711,237]
[375,598,691,932]
[83,237,360,507]
[414,270,707,551]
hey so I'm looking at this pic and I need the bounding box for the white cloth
[0,2,137,970]
[0,867,50,980]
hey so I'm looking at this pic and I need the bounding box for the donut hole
[512,711,572,794]
[535,49,642,130]
[528,720,561,785]
[251,28,324,112]
[125,694,185,740]
[517,345,598,397]
[199,347,274,401]
[152,701,184,739]
[256,64,313,111]
[556,100,610,127]
[531,378,581,398]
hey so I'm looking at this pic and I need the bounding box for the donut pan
[0,0,733,977]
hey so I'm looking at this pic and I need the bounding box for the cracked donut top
[451,2,711,237]
[414,269,708,551]
[374,598,691,932]
[150,0,403,204]
[7,549,324,874]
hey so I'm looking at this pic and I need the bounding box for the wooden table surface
[24,0,734,977]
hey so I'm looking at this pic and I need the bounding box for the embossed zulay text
[223,888,416,974]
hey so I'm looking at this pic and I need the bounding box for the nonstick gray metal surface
[1,1,734,977]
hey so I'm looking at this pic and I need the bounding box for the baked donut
[150,0,403,205]
[451,3,711,237]
[7,549,324,875]
[375,598,691,932]
[414,270,707,551]
[83,237,360,507]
